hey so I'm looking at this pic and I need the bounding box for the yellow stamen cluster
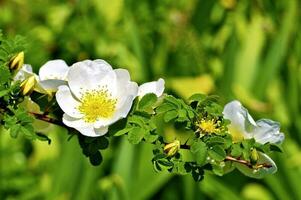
[78,88,117,123]
[197,119,220,134]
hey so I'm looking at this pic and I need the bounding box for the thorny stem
[172,144,272,169]
[29,112,65,127]
[29,112,272,170]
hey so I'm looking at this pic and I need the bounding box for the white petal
[67,59,116,99]
[62,114,87,127]
[62,114,108,137]
[138,78,165,97]
[39,80,67,92]
[39,59,69,81]
[235,152,277,179]
[94,126,109,136]
[56,85,83,118]
[223,100,257,139]
[14,64,34,81]
[253,119,285,144]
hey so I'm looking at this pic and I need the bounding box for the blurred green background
[0,0,300,199]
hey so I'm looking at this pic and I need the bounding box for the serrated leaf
[138,93,157,110]
[9,124,21,138]
[113,127,133,136]
[206,136,225,145]
[188,93,206,104]
[156,103,175,114]
[0,64,11,84]
[191,140,207,166]
[128,127,145,144]
[128,115,145,127]
[20,126,36,140]
[164,95,181,107]
[163,110,178,122]
[208,145,226,161]
[171,161,187,175]
[144,133,158,143]
[231,143,242,157]
[212,164,225,176]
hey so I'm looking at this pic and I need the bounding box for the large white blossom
[55,59,138,137]
[138,78,165,98]
[223,100,284,178]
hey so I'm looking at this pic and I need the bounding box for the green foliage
[0,0,298,198]
[3,106,35,139]
[77,134,109,166]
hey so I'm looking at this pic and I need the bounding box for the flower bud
[20,75,36,95]
[9,52,24,71]
[164,140,180,157]
[250,148,259,165]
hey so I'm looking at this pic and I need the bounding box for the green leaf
[36,133,51,144]
[128,127,145,144]
[95,137,109,150]
[206,136,226,145]
[212,164,225,176]
[0,89,9,97]
[113,127,133,136]
[188,93,206,104]
[157,159,174,167]
[191,140,207,166]
[128,115,145,127]
[144,133,158,143]
[156,103,175,114]
[20,125,36,140]
[171,160,187,175]
[89,151,103,166]
[269,143,283,153]
[9,124,21,138]
[138,93,157,110]
[163,110,178,122]
[208,145,226,161]
[0,64,11,84]
[231,143,242,157]
[177,109,187,120]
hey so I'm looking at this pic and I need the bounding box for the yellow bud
[250,148,259,165]
[164,140,180,157]
[20,76,36,95]
[9,51,24,71]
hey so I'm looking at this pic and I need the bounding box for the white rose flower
[138,78,165,98]
[223,100,285,178]
[55,59,138,137]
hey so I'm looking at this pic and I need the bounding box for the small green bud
[9,52,24,71]
[20,75,36,95]
[250,148,259,165]
[164,140,180,157]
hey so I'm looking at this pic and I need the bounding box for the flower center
[197,119,220,134]
[228,125,245,142]
[78,88,117,123]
